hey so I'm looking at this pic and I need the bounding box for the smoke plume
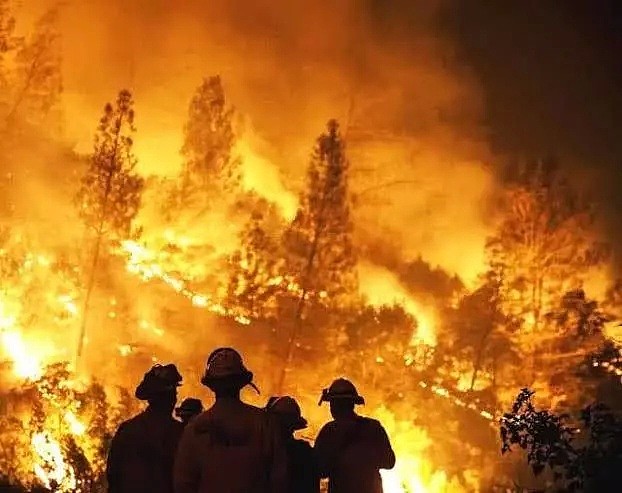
[18,0,496,282]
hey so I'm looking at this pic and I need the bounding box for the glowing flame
[235,137,298,221]
[374,407,467,493]
[32,432,76,492]
[64,411,86,436]
[119,240,252,325]
[1,330,42,380]
[0,299,42,381]
[358,262,437,345]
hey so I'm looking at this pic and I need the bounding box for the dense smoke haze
[15,0,620,276]
[445,0,622,272]
[15,0,495,282]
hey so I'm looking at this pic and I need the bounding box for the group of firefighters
[106,347,396,493]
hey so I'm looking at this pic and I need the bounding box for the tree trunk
[470,324,493,391]
[75,233,102,364]
[75,119,123,367]
[276,140,336,393]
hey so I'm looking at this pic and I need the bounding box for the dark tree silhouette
[501,388,622,492]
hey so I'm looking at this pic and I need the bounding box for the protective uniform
[314,378,396,493]
[106,364,184,493]
[175,398,204,427]
[266,396,320,493]
[174,347,288,493]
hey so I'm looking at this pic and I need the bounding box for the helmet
[200,347,259,393]
[135,364,182,401]
[266,396,307,430]
[318,378,364,406]
[175,398,203,418]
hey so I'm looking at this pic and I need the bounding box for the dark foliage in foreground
[500,388,622,492]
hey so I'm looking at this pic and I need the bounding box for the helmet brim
[201,370,255,390]
[135,382,181,401]
[320,394,365,405]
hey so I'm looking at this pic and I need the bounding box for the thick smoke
[444,1,622,276]
[20,0,495,282]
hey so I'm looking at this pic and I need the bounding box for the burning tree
[278,119,358,389]
[486,159,608,388]
[345,305,415,389]
[74,90,144,362]
[448,271,519,395]
[226,199,286,319]
[179,75,240,208]
[0,0,18,84]
[284,119,358,306]
[3,6,62,132]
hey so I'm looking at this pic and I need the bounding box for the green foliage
[283,119,358,306]
[75,89,144,240]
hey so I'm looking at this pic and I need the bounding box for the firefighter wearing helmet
[174,347,287,493]
[266,396,319,493]
[106,364,184,493]
[314,378,396,493]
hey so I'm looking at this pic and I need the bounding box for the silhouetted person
[175,398,204,427]
[314,378,395,493]
[266,396,319,493]
[174,347,288,493]
[106,364,184,493]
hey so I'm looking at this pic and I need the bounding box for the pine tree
[226,201,285,319]
[284,119,358,304]
[278,119,358,391]
[4,7,62,130]
[180,75,240,205]
[74,90,144,362]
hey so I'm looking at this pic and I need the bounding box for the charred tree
[74,90,143,363]
[278,119,358,391]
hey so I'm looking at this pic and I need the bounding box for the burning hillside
[0,1,621,492]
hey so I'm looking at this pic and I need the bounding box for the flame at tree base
[31,432,76,492]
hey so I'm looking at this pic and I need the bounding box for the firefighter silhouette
[106,364,184,493]
[174,347,287,493]
[266,395,319,493]
[314,378,396,493]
